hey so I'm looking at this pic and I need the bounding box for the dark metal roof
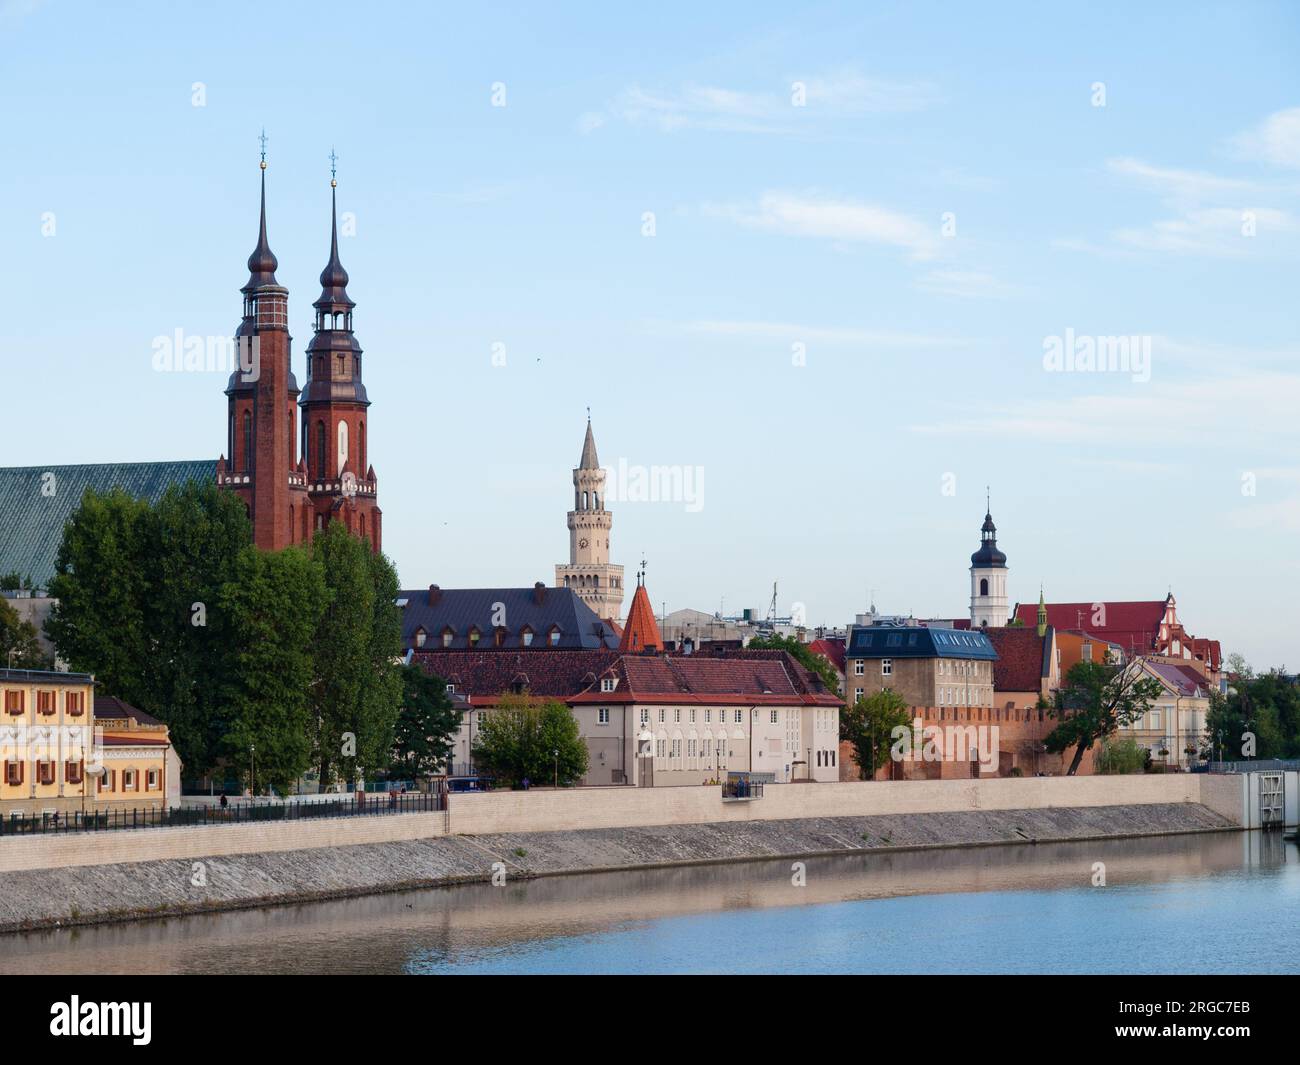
[399,586,620,651]
[0,461,216,591]
[970,511,1007,568]
[243,168,280,292]
[314,184,354,311]
[847,625,998,661]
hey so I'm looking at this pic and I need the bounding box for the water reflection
[4,833,1295,974]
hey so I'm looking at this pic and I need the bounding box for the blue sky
[2,0,1298,666]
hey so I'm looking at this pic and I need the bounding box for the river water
[6,833,1298,974]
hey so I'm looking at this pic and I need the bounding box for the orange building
[0,668,95,818]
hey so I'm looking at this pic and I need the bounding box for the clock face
[578,537,589,549]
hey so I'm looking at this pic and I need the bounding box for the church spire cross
[259,128,268,169]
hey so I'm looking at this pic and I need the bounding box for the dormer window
[548,626,561,647]
[468,627,481,647]
[521,627,535,647]
[414,628,427,649]
[494,628,506,648]
[445,683,456,694]
[601,677,617,693]
[441,627,454,648]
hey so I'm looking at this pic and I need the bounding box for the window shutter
[2,760,7,785]
[17,761,24,785]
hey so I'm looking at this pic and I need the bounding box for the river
[5,833,1298,974]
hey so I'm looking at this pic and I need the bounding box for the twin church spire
[218,137,381,553]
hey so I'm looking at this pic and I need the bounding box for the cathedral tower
[298,160,382,550]
[555,417,624,619]
[969,497,1009,628]
[217,143,308,550]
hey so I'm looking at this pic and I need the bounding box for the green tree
[473,694,589,787]
[308,523,404,789]
[215,546,327,795]
[1046,661,1164,775]
[46,482,251,776]
[747,634,842,696]
[841,689,912,780]
[0,597,51,669]
[1094,736,1148,775]
[1206,670,1298,761]
[392,666,462,778]
[46,488,154,700]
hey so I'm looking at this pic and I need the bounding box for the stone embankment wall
[0,802,1237,933]
[0,774,1243,876]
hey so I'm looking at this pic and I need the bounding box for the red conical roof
[619,582,663,653]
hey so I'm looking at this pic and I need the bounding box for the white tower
[969,498,1009,628]
[555,417,625,620]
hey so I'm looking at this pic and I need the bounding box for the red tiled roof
[1014,600,1165,654]
[619,584,663,653]
[986,627,1049,692]
[415,647,840,707]
[808,638,846,674]
[413,649,617,704]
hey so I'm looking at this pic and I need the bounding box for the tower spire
[244,132,279,291]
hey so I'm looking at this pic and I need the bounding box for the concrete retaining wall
[0,811,446,874]
[0,774,1244,875]
[448,773,1220,835]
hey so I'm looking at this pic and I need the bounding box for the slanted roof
[847,625,997,661]
[808,637,846,674]
[1015,600,1165,654]
[399,586,619,651]
[413,649,619,702]
[93,695,166,727]
[0,461,216,591]
[986,626,1050,692]
[1144,661,1211,698]
[620,583,663,653]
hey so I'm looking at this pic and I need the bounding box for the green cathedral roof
[0,461,216,591]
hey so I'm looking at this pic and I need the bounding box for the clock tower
[555,417,625,620]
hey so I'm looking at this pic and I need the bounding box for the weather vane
[259,128,268,170]
[329,147,338,187]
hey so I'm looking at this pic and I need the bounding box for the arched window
[242,410,252,472]
[337,420,349,473]
[316,421,327,476]
[979,578,989,596]
[358,422,366,474]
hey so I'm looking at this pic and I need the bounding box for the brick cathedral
[215,154,381,552]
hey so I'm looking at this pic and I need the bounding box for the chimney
[428,584,441,607]
[533,581,546,605]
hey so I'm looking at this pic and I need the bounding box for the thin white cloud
[581,69,938,135]
[911,367,1300,447]
[680,320,974,348]
[1061,154,1300,257]
[1230,107,1300,170]
[915,269,1017,300]
[706,190,940,260]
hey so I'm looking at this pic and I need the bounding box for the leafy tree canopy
[473,694,589,787]
[841,689,912,780]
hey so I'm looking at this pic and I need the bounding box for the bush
[1095,737,1147,775]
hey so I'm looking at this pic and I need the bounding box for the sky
[1,0,1297,667]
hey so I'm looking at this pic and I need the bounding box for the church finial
[259,128,268,170]
[329,146,338,187]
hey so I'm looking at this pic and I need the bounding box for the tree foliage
[0,596,51,669]
[47,483,250,774]
[1206,666,1299,761]
[1094,736,1148,775]
[841,689,912,780]
[392,666,462,778]
[308,522,404,789]
[214,546,327,794]
[1045,661,1164,775]
[473,694,589,787]
[747,633,842,696]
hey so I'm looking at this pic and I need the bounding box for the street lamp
[553,747,559,789]
[249,743,256,798]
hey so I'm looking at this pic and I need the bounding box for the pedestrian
[220,793,229,809]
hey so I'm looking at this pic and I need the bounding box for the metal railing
[0,790,444,836]
[721,779,764,800]
[1208,760,1300,774]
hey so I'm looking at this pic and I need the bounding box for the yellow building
[0,668,96,818]
[92,696,179,809]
